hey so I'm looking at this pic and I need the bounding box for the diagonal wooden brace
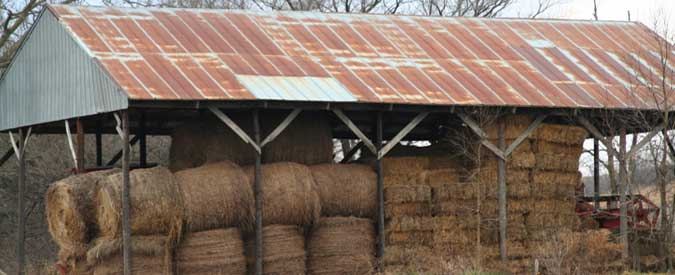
[9,127,32,161]
[458,113,506,160]
[628,123,665,158]
[577,116,617,156]
[210,107,302,154]
[504,114,547,156]
[378,112,429,159]
[333,109,377,155]
[340,141,364,164]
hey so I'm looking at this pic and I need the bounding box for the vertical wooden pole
[498,120,507,263]
[375,112,385,267]
[618,127,628,258]
[121,111,132,275]
[96,118,103,167]
[16,129,26,275]
[253,110,263,275]
[594,138,600,208]
[139,111,147,168]
[76,118,85,173]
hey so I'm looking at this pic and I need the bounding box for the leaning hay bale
[307,217,375,275]
[310,164,376,218]
[245,162,321,226]
[46,169,119,263]
[385,202,432,218]
[245,225,306,275]
[177,228,246,275]
[96,166,184,238]
[384,185,431,203]
[534,124,588,145]
[262,112,333,165]
[174,161,254,232]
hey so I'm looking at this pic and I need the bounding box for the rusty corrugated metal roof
[48,4,674,109]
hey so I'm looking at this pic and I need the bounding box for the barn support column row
[9,128,31,275]
[577,116,665,258]
[208,107,300,275]
[458,113,547,263]
[332,109,428,271]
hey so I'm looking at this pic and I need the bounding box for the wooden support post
[120,111,132,275]
[618,127,628,259]
[107,135,141,166]
[253,110,263,275]
[594,138,600,208]
[375,112,385,269]
[16,129,26,275]
[139,111,147,168]
[498,120,507,263]
[96,119,103,167]
[76,118,85,173]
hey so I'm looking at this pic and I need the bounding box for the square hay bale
[534,124,588,145]
[527,212,580,231]
[383,173,423,186]
[531,171,580,199]
[433,200,478,217]
[382,157,430,176]
[533,140,584,156]
[384,184,432,203]
[419,168,461,186]
[484,115,535,140]
[386,202,433,218]
[386,231,434,247]
[427,155,468,170]
[535,152,580,172]
[386,216,436,232]
[429,181,480,201]
[479,152,536,169]
[383,246,447,273]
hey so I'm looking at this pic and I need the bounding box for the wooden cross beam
[458,114,547,160]
[340,141,364,164]
[333,109,377,155]
[209,107,301,152]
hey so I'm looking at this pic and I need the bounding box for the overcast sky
[506,0,674,32]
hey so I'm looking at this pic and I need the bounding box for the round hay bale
[87,235,167,275]
[174,161,254,232]
[244,225,306,275]
[177,228,247,275]
[307,217,375,275]
[45,169,120,262]
[262,112,334,165]
[384,185,431,204]
[245,162,321,226]
[169,121,209,172]
[96,166,184,238]
[310,164,376,218]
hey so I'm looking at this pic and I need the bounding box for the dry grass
[176,228,246,275]
[174,161,254,233]
[311,164,376,218]
[384,185,432,204]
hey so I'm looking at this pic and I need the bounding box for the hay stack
[177,228,247,275]
[45,169,119,262]
[246,162,321,226]
[169,118,256,172]
[245,225,306,275]
[87,235,166,275]
[307,217,375,275]
[174,161,254,232]
[310,164,376,218]
[262,112,333,165]
[96,166,183,238]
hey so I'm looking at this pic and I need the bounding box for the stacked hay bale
[308,164,377,275]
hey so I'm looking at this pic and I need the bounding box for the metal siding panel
[0,10,127,131]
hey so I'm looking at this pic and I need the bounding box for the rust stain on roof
[48,5,672,108]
